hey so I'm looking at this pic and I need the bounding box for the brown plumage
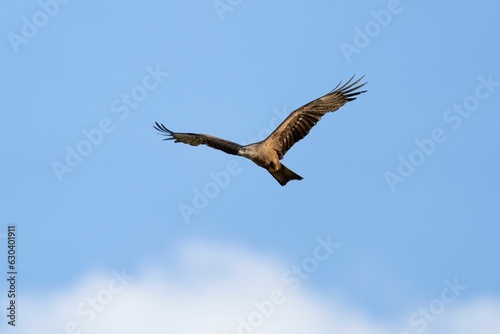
[154,75,367,186]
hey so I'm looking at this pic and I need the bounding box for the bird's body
[238,142,279,171]
[155,75,367,186]
[237,141,301,186]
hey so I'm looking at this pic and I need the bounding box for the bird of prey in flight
[154,75,367,186]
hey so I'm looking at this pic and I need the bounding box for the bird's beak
[238,149,243,156]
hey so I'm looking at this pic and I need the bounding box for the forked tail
[269,163,303,186]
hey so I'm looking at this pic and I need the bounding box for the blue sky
[1,0,500,333]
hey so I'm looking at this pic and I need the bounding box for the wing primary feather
[153,122,176,140]
[264,75,367,159]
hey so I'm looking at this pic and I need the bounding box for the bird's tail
[269,164,303,186]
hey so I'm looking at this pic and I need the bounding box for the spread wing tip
[153,122,175,140]
[330,74,367,101]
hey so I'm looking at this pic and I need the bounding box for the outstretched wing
[265,75,367,159]
[154,122,242,156]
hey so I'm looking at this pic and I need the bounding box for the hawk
[154,75,367,186]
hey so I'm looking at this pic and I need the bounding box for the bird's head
[238,146,256,159]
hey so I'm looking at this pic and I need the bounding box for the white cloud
[11,241,500,334]
[426,298,500,334]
